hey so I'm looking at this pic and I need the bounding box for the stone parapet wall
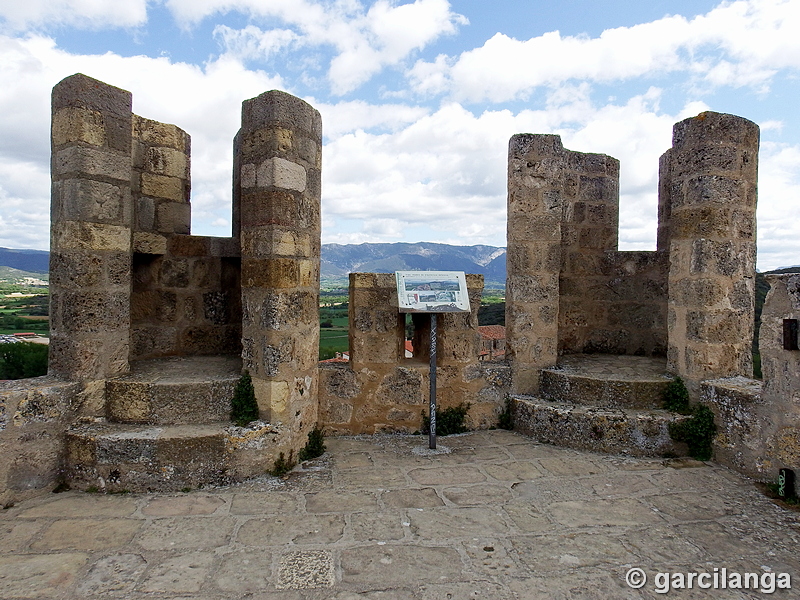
[560,250,668,356]
[132,115,191,235]
[0,377,82,506]
[131,237,241,359]
[705,274,800,493]
[505,134,564,393]
[701,377,764,477]
[506,135,670,395]
[320,272,510,434]
[319,361,511,435]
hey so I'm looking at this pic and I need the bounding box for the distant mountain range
[3,243,796,288]
[0,248,49,273]
[321,242,506,284]
[0,243,508,284]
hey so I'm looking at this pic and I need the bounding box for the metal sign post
[393,271,470,452]
[429,313,437,450]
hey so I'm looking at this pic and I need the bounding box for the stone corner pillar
[237,90,322,436]
[665,112,759,394]
[49,74,133,381]
[505,134,564,394]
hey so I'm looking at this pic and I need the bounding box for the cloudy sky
[0,0,798,270]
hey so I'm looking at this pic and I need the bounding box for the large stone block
[682,175,748,208]
[55,178,131,224]
[141,173,186,202]
[52,107,106,147]
[53,73,132,118]
[133,115,189,151]
[49,250,103,288]
[239,189,319,229]
[54,290,129,333]
[241,90,322,142]
[53,146,130,182]
[143,146,189,179]
[242,257,299,289]
[242,157,307,192]
[154,200,191,234]
[672,111,760,150]
[48,332,130,380]
[51,221,131,252]
[507,274,559,303]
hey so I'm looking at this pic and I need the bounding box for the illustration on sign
[395,271,470,313]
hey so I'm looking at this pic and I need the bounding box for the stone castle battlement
[506,113,759,396]
[0,75,796,504]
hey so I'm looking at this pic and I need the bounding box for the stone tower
[236,91,322,431]
[661,113,759,391]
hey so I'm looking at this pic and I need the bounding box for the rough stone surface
[703,274,800,492]
[2,430,798,599]
[319,273,507,434]
[665,113,759,391]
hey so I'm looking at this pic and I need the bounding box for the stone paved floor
[1,430,799,599]
[552,354,670,381]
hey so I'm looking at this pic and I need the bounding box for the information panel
[395,271,470,313]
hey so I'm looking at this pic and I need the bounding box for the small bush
[663,376,690,414]
[421,402,471,436]
[231,371,259,427]
[668,404,716,461]
[498,396,514,430]
[299,426,326,461]
[270,450,295,476]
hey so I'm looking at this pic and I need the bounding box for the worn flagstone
[0,430,798,599]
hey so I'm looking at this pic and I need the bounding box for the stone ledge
[540,354,672,410]
[512,396,688,457]
[64,420,289,492]
[105,356,242,425]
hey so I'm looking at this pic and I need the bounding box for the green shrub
[230,371,259,426]
[669,404,716,461]
[0,342,48,379]
[299,426,326,461]
[663,376,690,414]
[421,402,471,436]
[270,450,295,476]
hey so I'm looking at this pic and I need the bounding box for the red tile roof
[478,325,506,340]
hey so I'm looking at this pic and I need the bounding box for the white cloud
[408,0,800,102]
[321,91,706,251]
[212,25,299,60]
[0,0,148,30]
[756,142,800,270]
[315,100,428,138]
[199,0,466,94]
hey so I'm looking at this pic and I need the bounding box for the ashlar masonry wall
[237,91,322,433]
[319,273,510,434]
[662,113,759,391]
[506,112,759,396]
[1,74,323,502]
[703,274,800,492]
[506,135,669,394]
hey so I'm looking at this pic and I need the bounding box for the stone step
[540,354,672,409]
[106,356,242,424]
[512,396,689,458]
[64,420,289,492]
